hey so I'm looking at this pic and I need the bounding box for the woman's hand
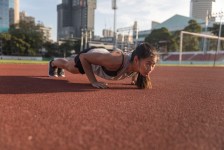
[131,74,137,85]
[131,80,136,85]
[91,81,108,89]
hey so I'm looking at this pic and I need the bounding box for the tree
[0,33,30,55]
[58,40,77,57]
[184,20,202,32]
[145,27,174,52]
[182,20,202,51]
[8,20,45,55]
[0,33,11,55]
[210,23,224,50]
[43,41,60,57]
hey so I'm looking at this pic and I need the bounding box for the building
[135,0,218,43]
[102,29,114,37]
[37,22,52,42]
[151,21,160,29]
[20,12,52,41]
[190,0,215,20]
[57,0,96,41]
[0,0,19,32]
[117,33,134,50]
[135,14,206,42]
[13,0,19,24]
[20,11,35,24]
[153,14,205,32]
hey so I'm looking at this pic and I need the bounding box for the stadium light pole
[80,0,85,52]
[203,11,210,54]
[84,28,88,49]
[0,39,2,59]
[216,12,223,52]
[112,0,117,50]
[80,28,84,52]
[133,21,138,48]
[0,17,2,58]
[179,31,183,64]
[213,11,223,67]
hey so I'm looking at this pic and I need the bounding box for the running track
[0,64,224,150]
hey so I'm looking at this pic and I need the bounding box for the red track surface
[0,64,224,150]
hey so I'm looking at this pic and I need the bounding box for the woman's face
[137,56,156,77]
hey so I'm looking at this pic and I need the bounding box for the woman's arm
[79,52,118,88]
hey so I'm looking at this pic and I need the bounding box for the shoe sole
[58,75,65,77]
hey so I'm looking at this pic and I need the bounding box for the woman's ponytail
[136,73,152,89]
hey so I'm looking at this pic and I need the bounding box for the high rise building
[57,0,96,41]
[190,0,215,20]
[14,0,19,24]
[0,0,19,32]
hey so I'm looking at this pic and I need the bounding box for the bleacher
[190,53,216,61]
[164,54,195,61]
[216,53,224,61]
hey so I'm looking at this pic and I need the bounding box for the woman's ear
[134,56,139,64]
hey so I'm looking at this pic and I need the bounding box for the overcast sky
[20,0,223,41]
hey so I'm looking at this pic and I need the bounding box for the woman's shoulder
[88,48,110,54]
[111,50,123,55]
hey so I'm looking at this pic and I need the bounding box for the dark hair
[130,42,158,89]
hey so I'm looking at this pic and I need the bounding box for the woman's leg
[51,58,80,74]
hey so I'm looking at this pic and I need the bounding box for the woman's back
[87,48,137,80]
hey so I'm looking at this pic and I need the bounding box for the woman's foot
[48,60,58,77]
[57,68,65,77]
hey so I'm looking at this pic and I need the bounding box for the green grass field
[0,59,48,64]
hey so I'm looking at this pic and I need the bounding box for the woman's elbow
[79,53,91,66]
[79,53,85,62]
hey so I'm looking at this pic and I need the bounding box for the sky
[20,0,223,41]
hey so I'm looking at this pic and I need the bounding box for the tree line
[0,20,80,57]
[0,20,223,57]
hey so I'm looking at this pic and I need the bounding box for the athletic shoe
[57,68,65,77]
[48,60,58,77]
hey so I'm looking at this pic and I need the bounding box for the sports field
[0,63,224,150]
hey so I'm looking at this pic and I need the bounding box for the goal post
[179,31,224,64]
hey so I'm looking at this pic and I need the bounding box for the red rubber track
[0,64,224,150]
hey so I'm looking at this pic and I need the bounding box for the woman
[48,42,159,89]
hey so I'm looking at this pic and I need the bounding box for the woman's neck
[127,62,138,73]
